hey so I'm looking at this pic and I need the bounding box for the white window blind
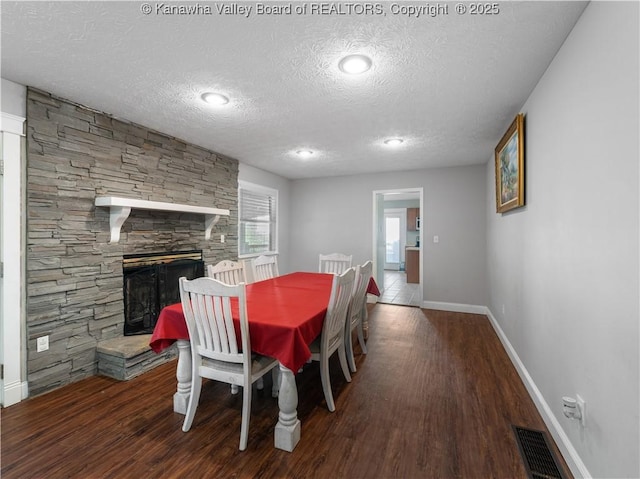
[238,182,277,256]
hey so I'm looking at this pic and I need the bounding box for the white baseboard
[484,307,591,479]
[422,300,486,315]
[2,380,27,407]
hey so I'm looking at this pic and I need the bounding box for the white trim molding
[3,380,27,407]
[422,300,486,315]
[0,112,26,136]
[1,112,26,406]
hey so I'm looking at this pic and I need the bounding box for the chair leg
[182,376,202,432]
[338,343,352,383]
[345,328,357,373]
[357,321,367,354]
[239,380,252,451]
[320,354,335,412]
[361,304,369,340]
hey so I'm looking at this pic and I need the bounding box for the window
[238,181,278,257]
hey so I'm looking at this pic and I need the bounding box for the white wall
[486,2,639,477]
[238,162,292,274]
[290,164,487,307]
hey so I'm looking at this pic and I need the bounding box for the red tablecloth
[367,276,380,296]
[150,272,381,373]
[151,272,332,372]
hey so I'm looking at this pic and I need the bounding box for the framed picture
[495,113,525,213]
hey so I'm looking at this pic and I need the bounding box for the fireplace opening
[123,250,204,335]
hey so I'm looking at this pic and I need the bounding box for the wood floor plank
[1,304,572,478]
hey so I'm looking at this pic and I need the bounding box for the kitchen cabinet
[407,208,420,231]
[405,247,419,283]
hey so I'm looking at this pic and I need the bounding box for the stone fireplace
[25,88,239,395]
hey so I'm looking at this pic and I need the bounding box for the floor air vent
[512,426,567,479]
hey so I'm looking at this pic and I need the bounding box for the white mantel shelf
[95,196,230,244]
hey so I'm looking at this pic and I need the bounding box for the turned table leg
[274,363,300,452]
[173,339,191,415]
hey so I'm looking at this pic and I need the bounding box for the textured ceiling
[1,1,587,179]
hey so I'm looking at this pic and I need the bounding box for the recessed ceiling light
[201,92,229,106]
[384,138,404,147]
[296,150,314,158]
[338,54,372,75]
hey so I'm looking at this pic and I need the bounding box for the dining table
[150,271,379,452]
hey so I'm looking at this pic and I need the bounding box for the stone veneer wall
[26,88,239,396]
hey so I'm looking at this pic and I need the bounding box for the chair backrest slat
[221,293,239,354]
[200,293,219,352]
[251,255,279,282]
[207,260,246,285]
[319,253,353,275]
[212,294,232,354]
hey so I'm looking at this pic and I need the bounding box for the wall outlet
[36,335,49,352]
[563,394,586,427]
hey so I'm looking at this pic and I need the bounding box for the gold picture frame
[495,113,525,213]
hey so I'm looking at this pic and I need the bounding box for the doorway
[372,189,423,307]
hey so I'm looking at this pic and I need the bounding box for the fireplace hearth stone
[97,335,176,380]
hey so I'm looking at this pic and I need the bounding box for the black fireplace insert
[123,250,204,335]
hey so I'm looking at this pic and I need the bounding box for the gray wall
[289,165,487,306]
[486,2,639,477]
[26,88,239,395]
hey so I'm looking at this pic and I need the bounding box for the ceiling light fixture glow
[384,138,404,147]
[338,54,372,74]
[296,150,314,158]
[201,92,230,106]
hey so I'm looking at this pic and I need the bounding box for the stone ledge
[97,334,151,358]
[97,334,176,381]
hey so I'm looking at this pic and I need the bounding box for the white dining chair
[344,260,372,373]
[251,255,279,282]
[207,260,250,393]
[207,260,246,285]
[309,267,355,412]
[179,276,278,451]
[319,253,353,275]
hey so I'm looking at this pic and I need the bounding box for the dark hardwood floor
[1,305,571,478]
